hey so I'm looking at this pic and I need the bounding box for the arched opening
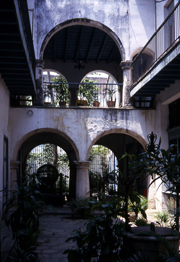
[43,69,70,106]
[25,143,70,206]
[16,131,78,202]
[38,21,124,107]
[131,49,154,109]
[89,145,118,197]
[78,70,122,107]
[88,133,148,199]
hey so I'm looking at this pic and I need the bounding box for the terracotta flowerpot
[107,101,115,107]
[59,102,66,107]
[77,100,87,106]
[93,101,100,107]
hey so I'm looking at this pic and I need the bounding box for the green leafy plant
[64,196,124,262]
[154,211,172,227]
[135,218,148,227]
[131,139,180,231]
[7,245,40,262]
[123,251,150,262]
[48,76,69,105]
[105,85,116,101]
[3,172,45,259]
[78,79,99,105]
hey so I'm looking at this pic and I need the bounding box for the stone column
[33,59,45,106]
[10,160,20,191]
[75,161,90,199]
[69,84,79,106]
[120,60,133,108]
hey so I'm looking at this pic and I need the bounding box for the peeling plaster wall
[33,0,155,61]
[9,108,155,162]
[0,76,10,210]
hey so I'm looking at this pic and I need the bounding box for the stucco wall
[9,107,155,162]
[0,76,10,210]
[33,0,155,61]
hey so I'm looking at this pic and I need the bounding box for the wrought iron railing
[132,2,180,84]
[43,82,122,108]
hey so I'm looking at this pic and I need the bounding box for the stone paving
[1,207,178,262]
[37,213,87,262]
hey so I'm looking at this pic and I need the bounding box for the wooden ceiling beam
[96,34,108,63]
[86,28,96,62]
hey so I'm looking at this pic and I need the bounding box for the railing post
[33,59,45,106]
[69,84,79,106]
[120,60,133,108]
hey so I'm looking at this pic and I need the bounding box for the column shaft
[75,161,90,199]
[121,60,133,108]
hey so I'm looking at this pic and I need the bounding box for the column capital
[10,160,20,170]
[36,59,45,68]
[74,161,91,168]
[120,60,132,70]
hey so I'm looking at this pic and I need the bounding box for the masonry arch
[86,129,147,160]
[131,47,155,83]
[13,128,79,199]
[41,19,124,84]
[87,129,148,197]
[40,18,125,62]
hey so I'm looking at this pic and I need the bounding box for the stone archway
[12,129,79,200]
[39,18,125,62]
[87,129,148,197]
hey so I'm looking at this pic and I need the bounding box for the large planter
[107,101,115,107]
[123,227,180,261]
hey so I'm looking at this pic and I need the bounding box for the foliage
[78,79,99,105]
[7,245,39,262]
[89,145,110,162]
[123,251,150,262]
[49,76,70,104]
[154,211,172,227]
[64,196,124,262]
[89,170,104,195]
[135,218,148,227]
[117,153,147,230]
[3,173,44,260]
[131,140,180,230]
[151,232,180,262]
[105,85,116,101]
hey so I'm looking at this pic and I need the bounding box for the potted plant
[105,86,116,107]
[49,76,69,106]
[77,79,99,106]
[92,91,100,107]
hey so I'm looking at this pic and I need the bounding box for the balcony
[11,82,123,108]
[130,2,180,98]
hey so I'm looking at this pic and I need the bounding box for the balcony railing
[43,82,122,108]
[10,82,123,108]
[132,2,180,84]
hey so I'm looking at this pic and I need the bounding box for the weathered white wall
[129,0,155,58]
[33,0,156,61]
[0,76,10,210]
[9,108,155,162]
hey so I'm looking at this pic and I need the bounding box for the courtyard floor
[0,207,178,262]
